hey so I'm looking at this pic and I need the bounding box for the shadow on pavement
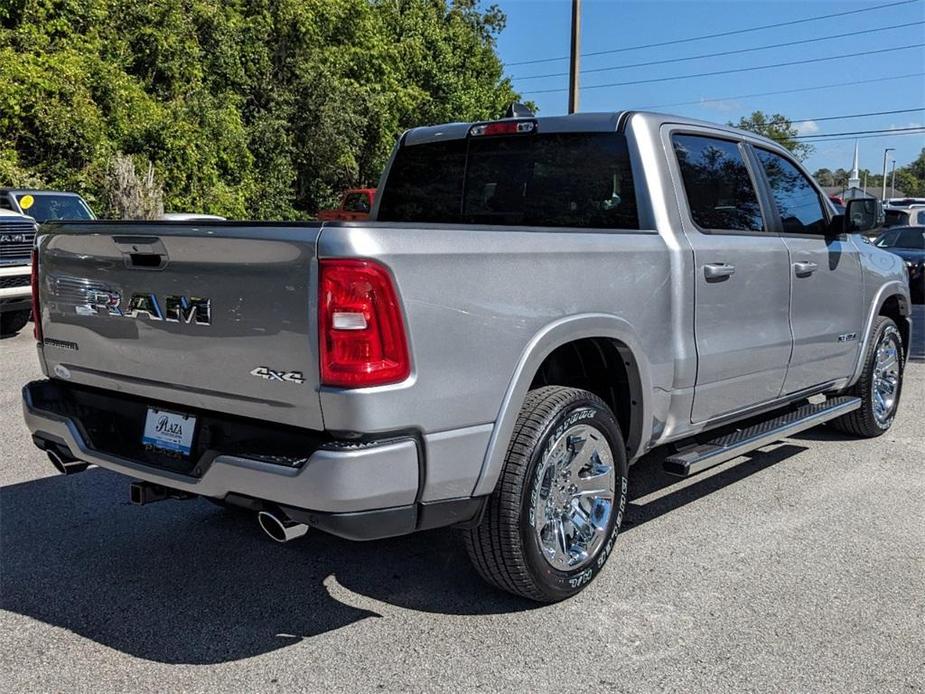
[624,443,808,529]
[1,441,807,664]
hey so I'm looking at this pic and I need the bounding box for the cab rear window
[377,132,639,230]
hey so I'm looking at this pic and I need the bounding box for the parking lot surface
[1,309,923,693]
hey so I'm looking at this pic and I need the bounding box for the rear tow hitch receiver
[130,481,194,505]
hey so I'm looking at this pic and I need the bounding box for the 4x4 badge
[250,367,305,384]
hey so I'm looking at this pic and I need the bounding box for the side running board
[664,396,861,477]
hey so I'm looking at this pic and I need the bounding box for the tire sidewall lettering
[523,399,628,598]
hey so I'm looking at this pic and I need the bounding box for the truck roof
[403,110,784,152]
[0,188,86,196]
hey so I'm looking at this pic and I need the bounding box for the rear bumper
[23,379,430,528]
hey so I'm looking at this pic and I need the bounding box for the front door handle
[704,263,736,280]
[793,261,818,277]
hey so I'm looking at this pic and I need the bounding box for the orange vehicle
[317,188,376,221]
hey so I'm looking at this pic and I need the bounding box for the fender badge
[250,366,305,384]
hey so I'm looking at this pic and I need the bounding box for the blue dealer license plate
[142,408,196,456]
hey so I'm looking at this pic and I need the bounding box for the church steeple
[848,140,860,189]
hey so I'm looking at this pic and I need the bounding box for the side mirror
[844,198,881,234]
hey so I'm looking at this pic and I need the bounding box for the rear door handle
[793,261,818,277]
[704,263,736,280]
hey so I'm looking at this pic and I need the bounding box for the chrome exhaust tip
[47,448,89,476]
[257,510,309,543]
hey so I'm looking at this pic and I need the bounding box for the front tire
[831,316,904,437]
[464,386,629,603]
[0,310,30,337]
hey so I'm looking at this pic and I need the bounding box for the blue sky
[493,0,925,176]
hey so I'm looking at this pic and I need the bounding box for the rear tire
[464,386,628,603]
[0,310,30,337]
[831,316,904,437]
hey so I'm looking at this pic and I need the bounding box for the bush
[102,152,163,220]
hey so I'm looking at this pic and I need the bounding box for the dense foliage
[0,0,519,218]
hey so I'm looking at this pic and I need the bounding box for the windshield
[17,193,95,222]
[877,227,924,249]
[377,132,639,229]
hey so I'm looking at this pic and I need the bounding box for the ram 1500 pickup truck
[23,112,912,602]
[0,208,38,336]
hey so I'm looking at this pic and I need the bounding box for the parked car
[875,226,924,302]
[317,188,375,221]
[883,206,925,229]
[0,208,37,336]
[0,188,95,222]
[884,197,925,208]
[23,111,910,602]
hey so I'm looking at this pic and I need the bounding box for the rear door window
[671,134,764,232]
[755,149,827,235]
[378,132,638,229]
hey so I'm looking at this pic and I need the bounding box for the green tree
[893,147,925,196]
[730,111,813,161]
[813,168,835,186]
[0,0,520,219]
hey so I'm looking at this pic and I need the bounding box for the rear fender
[471,313,653,497]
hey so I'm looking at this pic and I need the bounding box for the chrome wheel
[532,423,615,572]
[871,327,901,427]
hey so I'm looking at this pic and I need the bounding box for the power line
[523,43,925,95]
[513,21,924,81]
[641,72,925,110]
[795,130,925,143]
[790,108,925,125]
[506,0,919,66]
[794,126,925,139]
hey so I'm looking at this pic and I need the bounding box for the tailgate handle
[112,236,168,270]
[129,253,163,268]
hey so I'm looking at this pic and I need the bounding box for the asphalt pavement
[1,309,923,693]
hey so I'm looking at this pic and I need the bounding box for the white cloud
[698,97,742,113]
[796,120,819,135]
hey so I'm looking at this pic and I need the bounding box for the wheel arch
[850,282,912,385]
[471,314,652,497]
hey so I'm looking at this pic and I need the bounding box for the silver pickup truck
[22,111,911,602]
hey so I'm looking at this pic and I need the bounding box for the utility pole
[890,159,897,199]
[568,0,581,114]
[881,147,894,201]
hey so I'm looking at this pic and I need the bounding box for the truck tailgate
[36,222,325,430]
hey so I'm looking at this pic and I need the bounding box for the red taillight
[31,248,42,342]
[319,259,410,388]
